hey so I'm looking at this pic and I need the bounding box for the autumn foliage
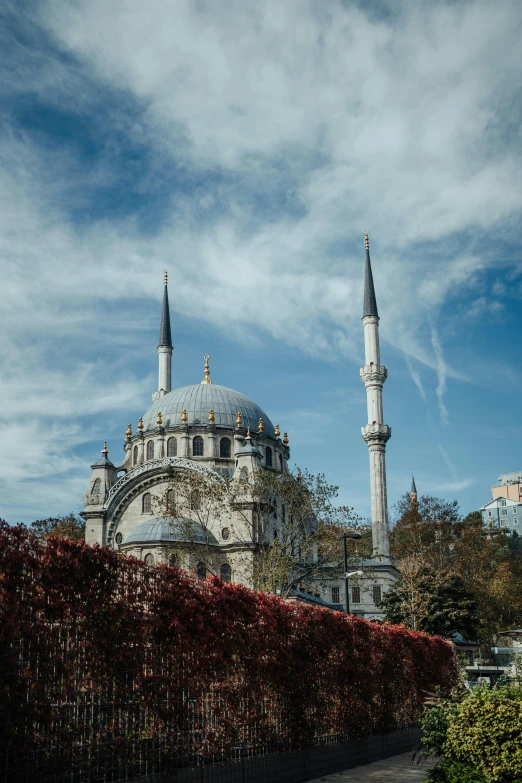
[0,523,456,781]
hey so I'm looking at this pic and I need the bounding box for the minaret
[410,475,418,507]
[360,234,392,562]
[153,270,172,401]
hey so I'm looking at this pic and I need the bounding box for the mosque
[82,236,397,619]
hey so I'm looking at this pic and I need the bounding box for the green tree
[28,513,85,541]
[381,566,479,638]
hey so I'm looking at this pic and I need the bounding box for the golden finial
[283,432,289,446]
[201,354,213,384]
[181,408,188,424]
[164,269,168,286]
[138,417,144,431]
[236,411,242,428]
[208,408,215,424]
[125,423,132,440]
[156,411,163,426]
[258,417,264,432]
[275,423,280,439]
[364,233,369,251]
[245,426,252,440]
[102,441,108,454]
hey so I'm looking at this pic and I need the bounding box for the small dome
[142,384,275,437]
[123,517,219,546]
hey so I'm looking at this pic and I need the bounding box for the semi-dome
[142,384,275,437]
[124,517,219,546]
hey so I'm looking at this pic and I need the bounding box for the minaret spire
[410,475,418,507]
[153,270,173,401]
[359,234,391,562]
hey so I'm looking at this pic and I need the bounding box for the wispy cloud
[430,328,449,425]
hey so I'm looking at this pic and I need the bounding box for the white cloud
[1,0,522,517]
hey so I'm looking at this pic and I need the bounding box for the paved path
[305,751,438,782]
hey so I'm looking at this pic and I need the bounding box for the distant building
[480,471,522,535]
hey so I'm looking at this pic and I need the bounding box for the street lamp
[343,530,363,615]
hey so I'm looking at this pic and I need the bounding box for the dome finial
[201,354,213,384]
[245,426,252,440]
[102,441,109,454]
[364,232,369,251]
[258,417,264,432]
[283,432,289,446]
[156,411,163,426]
[181,408,188,424]
[236,411,243,428]
[208,408,215,424]
[164,269,168,286]
[275,424,280,439]
[138,416,144,431]
[125,423,132,440]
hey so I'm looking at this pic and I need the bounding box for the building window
[501,509,508,516]
[115,532,123,546]
[331,586,340,604]
[220,563,232,582]
[514,508,518,515]
[220,438,231,458]
[91,478,101,496]
[352,586,361,604]
[372,585,382,606]
[197,561,206,579]
[265,446,273,467]
[167,437,177,457]
[133,445,138,465]
[146,440,154,460]
[169,554,178,568]
[279,454,283,472]
[514,518,519,525]
[193,436,204,456]
[488,510,493,517]
[144,553,154,566]
[221,527,230,541]
[500,499,507,506]
[142,493,152,514]
[167,489,176,513]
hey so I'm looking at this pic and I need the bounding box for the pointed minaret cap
[411,475,417,496]
[158,270,172,348]
[362,233,379,319]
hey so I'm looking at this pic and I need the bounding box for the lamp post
[343,530,363,615]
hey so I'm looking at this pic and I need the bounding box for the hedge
[0,523,457,781]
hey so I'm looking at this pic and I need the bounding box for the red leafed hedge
[0,523,457,782]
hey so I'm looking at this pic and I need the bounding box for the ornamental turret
[153,270,172,401]
[82,442,118,546]
[360,234,391,563]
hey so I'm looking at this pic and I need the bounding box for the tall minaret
[410,475,418,507]
[360,234,392,562]
[153,270,173,401]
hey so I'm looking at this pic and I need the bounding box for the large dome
[142,384,275,437]
[124,517,219,546]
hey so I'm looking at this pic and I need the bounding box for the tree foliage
[28,513,85,541]
[386,494,522,644]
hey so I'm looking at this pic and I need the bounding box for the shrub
[445,687,522,782]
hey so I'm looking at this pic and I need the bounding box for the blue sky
[1,0,521,524]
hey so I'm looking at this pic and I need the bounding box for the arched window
[144,553,154,566]
[197,561,206,579]
[167,437,177,457]
[146,440,154,460]
[91,478,101,496]
[167,489,176,513]
[265,446,273,468]
[133,445,138,465]
[115,532,123,546]
[279,453,283,472]
[220,563,232,583]
[193,436,204,456]
[220,437,231,458]
[142,493,151,514]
